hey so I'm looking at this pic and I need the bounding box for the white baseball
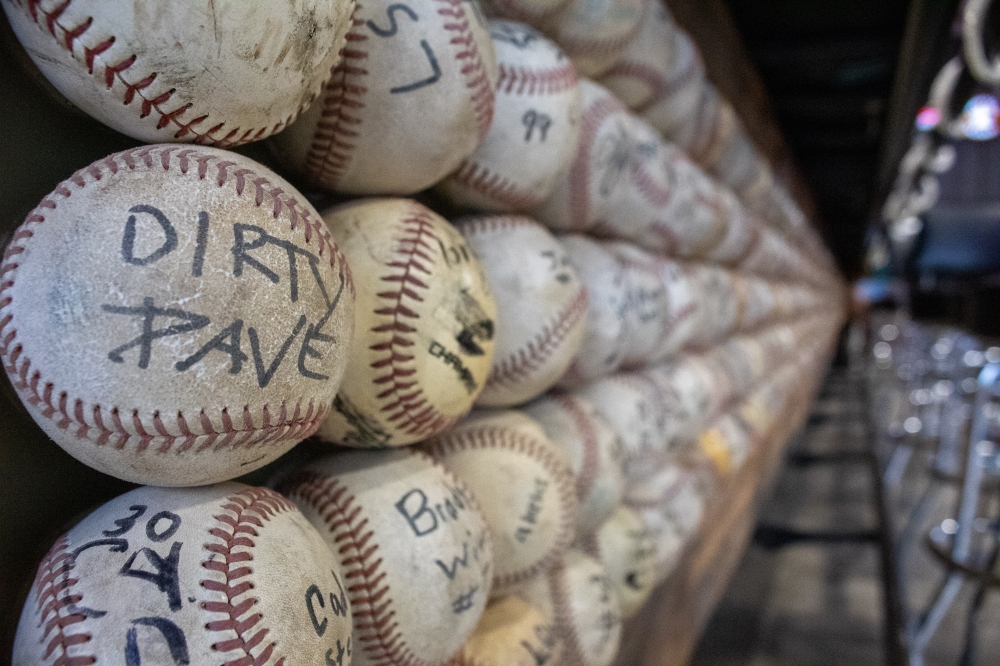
[13,484,353,666]
[635,29,706,139]
[0,146,354,485]
[317,198,497,447]
[522,392,625,535]
[543,0,646,78]
[423,410,578,594]
[594,506,656,618]
[480,0,571,23]
[457,216,588,406]
[646,356,728,454]
[603,241,671,367]
[440,21,582,212]
[647,259,701,363]
[556,235,628,386]
[633,505,683,583]
[575,372,669,480]
[598,0,677,111]
[270,0,499,194]
[447,595,564,666]
[514,549,622,666]
[3,0,353,145]
[276,448,494,665]
[532,79,633,233]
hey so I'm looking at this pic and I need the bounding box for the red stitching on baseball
[0,144,347,456]
[278,472,427,666]
[448,161,542,211]
[306,16,368,189]
[368,207,454,439]
[485,287,588,390]
[457,215,537,237]
[435,0,495,140]
[601,57,702,115]
[570,94,629,230]
[550,395,601,505]
[556,21,642,61]
[497,62,577,96]
[10,0,312,146]
[547,560,586,666]
[424,425,577,589]
[200,488,295,665]
[29,535,96,665]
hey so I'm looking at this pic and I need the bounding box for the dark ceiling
[723,0,915,278]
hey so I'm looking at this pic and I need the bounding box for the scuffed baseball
[576,372,669,480]
[440,21,582,212]
[423,410,578,594]
[457,216,588,406]
[598,0,677,111]
[532,79,632,233]
[4,0,354,145]
[514,549,623,666]
[556,235,627,385]
[276,448,494,665]
[543,0,647,78]
[0,146,354,485]
[522,393,625,535]
[13,483,353,666]
[447,595,564,666]
[318,198,497,447]
[594,506,656,618]
[270,0,499,194]
[633,505,683,583]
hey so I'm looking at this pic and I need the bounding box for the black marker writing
[391,40,441,93]
[103,298,210,370]
[451,586,478,614]
[367,3,418,35]
[125,617,190,666]
[435,541,469,580]
[119,542,183,612]
[522,109,552,142]
[122,205,178,267]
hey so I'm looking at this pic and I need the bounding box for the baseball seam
[548,562,586,666]
[306,15,368,189]
[571,95,628,231]
[602,57,702,115]
[497,62,578,96]
[0,144,347,455]
[200,488,296,665]
[436,0,495,140]
[552,395,601,506]
[484,286,588,390]
[369,208,454,440]
[424,426,576,589]
[457,215,536,236]
[556,21,643,61]
[449,161,542,211]
[280,472,426,666]
[11,0,312,146]
[30,535,95,666]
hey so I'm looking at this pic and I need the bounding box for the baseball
[270,0,499,194]
[522,392,625,535]
[317,198,497,447]
[423,410,578,594]
[556,235,628,386]
[457,216,588,406]
[543,0,646,78]
[647,259,701,363]
[532,79,633,234]
[480,0,571,23]
[13,483,353,666]
[514,549,622,666]
[598,0,677,111]
[276,448,494,665]
[575,372,669,480]
[440,21,582,212]
[635,29,706,140]
[0,145,354,485]
[603,241,670,367]
[447,595,563,666]
[594,506,656,618]
[633,505,683,583]
[3,0,353,146]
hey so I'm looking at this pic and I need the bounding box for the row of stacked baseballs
[474,0,834,270]
[5,1,834,286]
[0,143,831,488]
[12,319,837,666]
